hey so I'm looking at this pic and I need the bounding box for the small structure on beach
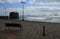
[0,16,8,19]
[9,12,19,19]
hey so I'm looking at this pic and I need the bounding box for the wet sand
[0,19,60,39]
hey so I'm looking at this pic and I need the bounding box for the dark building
[9,12,19,19]
[0,16,8,19]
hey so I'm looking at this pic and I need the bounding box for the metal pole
[21,2,25,21]
[4,7,6,16]
[23,2,24,21]
[42,25,46,36]
[4,7,6,19]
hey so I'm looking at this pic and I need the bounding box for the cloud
[0,6,60,16]
[7,0,22,3]
[29,0,60,5]
[0,0,5,3]
[24,6,60,15]
[0,0,26,3]
[0,8,5,16]
[34,0,60,3]
[0,7,23,16]
[29,0,35,4]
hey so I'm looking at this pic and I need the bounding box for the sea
[19,15,60,23]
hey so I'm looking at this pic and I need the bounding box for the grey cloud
[35,0,60,3]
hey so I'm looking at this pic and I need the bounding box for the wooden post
[43,25,46,36]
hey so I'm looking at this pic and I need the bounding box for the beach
[0,19,60,39]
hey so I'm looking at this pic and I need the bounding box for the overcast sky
[0,0,60,7]
[0,0,60,16]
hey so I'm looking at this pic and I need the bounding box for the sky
[0,0,60,16]
[0,0,60,8]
